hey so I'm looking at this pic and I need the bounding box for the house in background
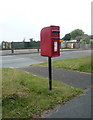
[75,35,93,50]
[60,40,79,49]
[75,35,93,41]
[60,35,93,49]
[66,40,79,49]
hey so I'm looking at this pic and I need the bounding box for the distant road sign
[60,40,64,42]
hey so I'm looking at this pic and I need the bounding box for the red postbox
[40,25,60,57]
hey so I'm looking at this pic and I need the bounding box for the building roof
[75,35,93,40]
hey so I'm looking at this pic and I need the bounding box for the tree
[29,38,33,42]
[62,33,71,41]
[80,37,90,44]
[70,29,84,40]
[83,34,88,36]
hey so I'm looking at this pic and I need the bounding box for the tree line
[62,29,92,44]
[62,29,88,40]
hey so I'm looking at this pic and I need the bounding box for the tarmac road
[1,49,92,68]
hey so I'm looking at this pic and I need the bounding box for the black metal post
[48,57,52,90]
[11,42,14,53]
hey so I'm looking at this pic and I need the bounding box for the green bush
[80,37,90,44]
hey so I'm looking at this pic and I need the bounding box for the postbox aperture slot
[52,30,60,33]
[52,37,60,40]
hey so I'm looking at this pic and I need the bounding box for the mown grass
[38,56,92,73]
[2,68,83,118]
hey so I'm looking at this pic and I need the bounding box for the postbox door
[51,27,60,56]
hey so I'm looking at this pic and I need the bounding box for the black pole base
[48,57,52,90]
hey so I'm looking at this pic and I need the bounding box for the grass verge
[38,56,92,73]
[2,68,83,118]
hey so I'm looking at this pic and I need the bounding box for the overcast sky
[0,0,92,42]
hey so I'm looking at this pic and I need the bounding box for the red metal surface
[40,25,60,57]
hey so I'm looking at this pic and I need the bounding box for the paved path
[19,66,92,118]
[45,89,92,118]
[19,66,91,89]
[0,49,39,56]
[0,49,77,56]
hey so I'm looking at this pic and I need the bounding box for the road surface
[0,50,92,68]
